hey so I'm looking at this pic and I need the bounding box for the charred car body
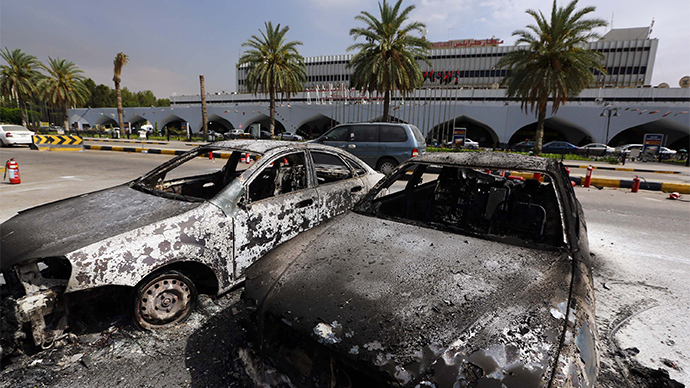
[244,152,598,387]
[0,140,382,355]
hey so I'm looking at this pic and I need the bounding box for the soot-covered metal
[0,141,382,357]
[243,152,598,387]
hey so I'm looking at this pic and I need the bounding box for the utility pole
[199,75,208,139]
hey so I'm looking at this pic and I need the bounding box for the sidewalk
[564,160,690,175]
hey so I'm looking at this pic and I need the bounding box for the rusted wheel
[134,270,197,330]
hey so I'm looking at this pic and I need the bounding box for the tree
[496,0,606,154]
[348,0,430,123]
[0,48,43,127]
[238,22,306,136]
[113,52,129,132]
[37,57,90,131]
[156,98,170,107]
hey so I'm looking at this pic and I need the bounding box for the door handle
[296,198,314,208]
[351,186,363,193]
[348,144,356,149]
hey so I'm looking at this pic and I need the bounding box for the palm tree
[238,22,305,136]
[37,58,90,132]
[496,0,606,154]
[348,0,430,123]
[0,48,43,127]
[113,52,129,135]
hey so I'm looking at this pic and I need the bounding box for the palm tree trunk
[199,75,208,138]
[18,96,28,128]
[62,105,69,133]
[269,85,276,137]
[535,104,547,154]
[115,80,125,138]
[383,89,391,122]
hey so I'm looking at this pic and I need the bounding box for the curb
[564,164,682,175]
[570,176,690,194]
[84,145,232,159]
[85,138,169,145]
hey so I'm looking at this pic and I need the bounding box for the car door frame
[308,149,367,222]
[231,149,320,279]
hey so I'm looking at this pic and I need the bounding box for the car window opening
[360,163,565,249]
[312,152,354,184]
[248,152,308,202]
[132,149,260,202]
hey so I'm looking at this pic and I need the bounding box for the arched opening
[509,117,593,146]
[94,115,118,129]
[200,114,234,135]
[126,115,149,130]
[298,114,339,139]
[609,118,690,150]
[428,115,499,147]
[159,114,188,138]
[244,113,286,135]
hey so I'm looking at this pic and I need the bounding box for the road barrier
[31,135,84,151]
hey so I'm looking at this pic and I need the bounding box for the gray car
[313,122,426,174]
[0,141,382,355]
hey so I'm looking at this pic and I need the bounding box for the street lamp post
[600,106,619,145]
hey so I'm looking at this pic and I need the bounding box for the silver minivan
[313,123,426,174]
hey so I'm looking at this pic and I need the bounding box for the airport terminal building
[71,27,689,150]
[237,27,659,92]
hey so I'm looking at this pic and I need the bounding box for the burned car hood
[1,184,202,271]
[245,212,574,387]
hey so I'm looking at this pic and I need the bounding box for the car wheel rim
[136,272,196,329]
[380,162,395,175]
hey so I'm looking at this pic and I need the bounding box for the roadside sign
[453,127,466,146]
[642,133,663,156]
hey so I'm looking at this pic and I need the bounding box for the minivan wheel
[377,158,397,175]
[134,270,197,330]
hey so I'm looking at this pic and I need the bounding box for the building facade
[236,27,658,92]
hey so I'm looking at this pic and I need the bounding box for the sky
[2,0,689,99]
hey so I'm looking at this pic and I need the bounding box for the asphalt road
[1,147,688,386]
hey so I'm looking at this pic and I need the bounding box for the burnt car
[0,140,382,354]
[243,152,598,387]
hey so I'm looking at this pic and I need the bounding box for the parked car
[513,140,535,152]
[580,143,614,155]
[542,141,580,154]
[660,147,677,155]
[0,124,35,146]
[312,122,426,175]
[279,131,304,141]
[0,141,382,354]
[615,144,676,160]
[444,137,479,149]
[244,152,598,387]
[463,137,479,149]
[224,129,247,139]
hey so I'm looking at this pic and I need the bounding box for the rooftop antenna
[649,18,655,38]
[610,13,614,31]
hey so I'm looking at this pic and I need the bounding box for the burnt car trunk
[245,212,573,387]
